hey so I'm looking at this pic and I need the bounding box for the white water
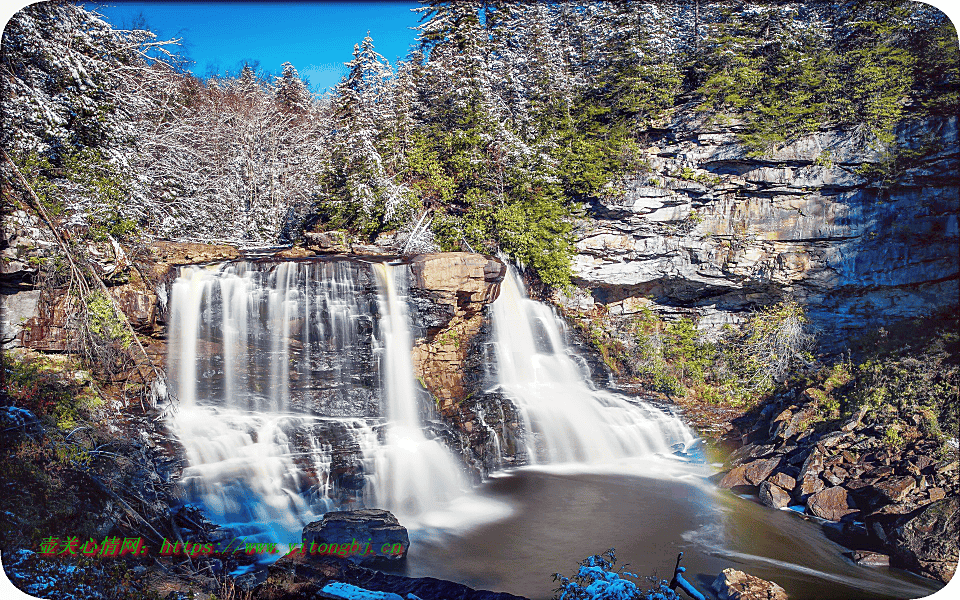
[368,262,470,523]
[166,260,486,545]
[165,259,697,547]
[166,261,382,544]
[491,267,696,464]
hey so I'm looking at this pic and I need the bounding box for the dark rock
[823,466,848,486]
[783,406,817,439]
[304,231,349,253]
[890,497,959,583]
[262,552,529,600]
[743,457,782,486]
[873,477,917,504]
[818,430,849,448]
[797,447,826,500]
[759,481,791,509]
[767,472,797,492]
[711,568,787,600]
[302,509,409,568]
[807,486,859,521]
[719,457,781,489]
[730,443,776,466]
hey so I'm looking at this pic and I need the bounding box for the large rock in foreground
[711,568,788,600]
[302,509,409,568]
[260,552,529,600]
[890,497,959,583]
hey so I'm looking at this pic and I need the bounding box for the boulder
[890,497,959,583]
[759,481,791,509]
[796,447,826,500]
[873,477,917,504]
[408,252,506,308]
[303,231,349,253]
[730,443,776,466]
[711,568,787,600]
[148,241,240,265]
[767,472,797,492]
[807,486,858,521]
[719,457,781,489]
[302,509,409,568]
[273,246,316,259]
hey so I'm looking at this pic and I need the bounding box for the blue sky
[86,2,423,94]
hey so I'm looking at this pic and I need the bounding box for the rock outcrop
[711,568,787,600]
[406,256,503,401]
[562,113,959,351]
[714,384,959,583]
[302,509,409,568]
[890,497,959,583]
[258,552,529,600]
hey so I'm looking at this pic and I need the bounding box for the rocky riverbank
[712,373,959,584]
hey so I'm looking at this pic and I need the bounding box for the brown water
[402,462,942,600]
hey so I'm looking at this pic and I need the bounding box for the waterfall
[491,267,696,464]
[166,260,381,546]
[369,263,469,521]
[166,259,474,547]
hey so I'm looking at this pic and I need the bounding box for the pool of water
[401,459,941,600]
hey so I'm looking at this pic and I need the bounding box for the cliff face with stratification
[559,113,959,350]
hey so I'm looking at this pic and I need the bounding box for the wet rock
[408,290,456,332]
[890,497,959,583]
[711,568,787,600]
[807,486,859,521]
[302,509,409,568]
[759,481,791,509]
[845,551,890,567]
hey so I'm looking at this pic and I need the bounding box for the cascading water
[166,260,383,547]
[166,258,477,550]
[490,266,696,464]
[369,263,469,521]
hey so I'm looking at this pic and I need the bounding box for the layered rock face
[567,113,959,349]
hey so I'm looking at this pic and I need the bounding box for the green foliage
[576,301,812,406]
[86,291,133,350]
[9,149,138,241]
[694,2,955,154]
[2,352,101,431]
[9,152,63,216]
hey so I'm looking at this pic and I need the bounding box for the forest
[3,1,957,288]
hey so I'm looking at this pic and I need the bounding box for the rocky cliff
[562,113,959,351]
